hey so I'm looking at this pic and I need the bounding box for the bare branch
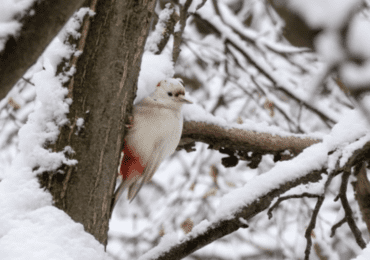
[338,170,366,249]
[303,196,325,260]
[353,162,370,234]
[267,193,321,220]
[330,218,346,237]
[173,0,193,64]
[303,172,334,260]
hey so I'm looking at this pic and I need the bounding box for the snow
[217,1,308,54]
[75,118,84,134]
[0,204,109,260]
[215,143,327,218]
[174,22,181,33]
[112,1,370,259]
[135,106,370,258]
[135,51,175,104]
[338,14,370,87]
[0,6,112,260]
[0,0,36,51]
[340,61,370,88]
[291,0,370,93]
[2,0,370,259]
[215,109,369,219]
[238,217,248,226]
[197,1,343,124]
[183,103,324,141]
[145,3,174,53]
[288,0,362,29]
[60,8,95,40]
[135,0,208,104]
[138,232,179,260]
[354,243,370,260]
[314,31,346,64]
[347,15,370,58]
[179,0,204,13]
[137,219,211,260]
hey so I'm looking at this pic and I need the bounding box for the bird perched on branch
[112,78,192,208]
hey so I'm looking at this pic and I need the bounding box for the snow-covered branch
[0,0,86,101]
[140,138,370,260]
[180,120,321,166]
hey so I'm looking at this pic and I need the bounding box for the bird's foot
[125,116,134,128]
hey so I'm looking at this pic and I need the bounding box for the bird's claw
[125,116,134,128]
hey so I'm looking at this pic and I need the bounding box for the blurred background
[2,0,370,259]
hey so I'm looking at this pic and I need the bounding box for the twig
[173,0,193,64]
[330,217,346,237]
[267,193,321,219]
[353,162,370,234]
[304,195,325,260]
[303,172,334,260]
[338,170,367,249]
[22,77,35,86]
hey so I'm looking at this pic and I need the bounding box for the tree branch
[143,140,370,260]
[180,120,322,167]
[153,4,179,55]
[337,170,366,248]
[267,192,321,219]
[144,168,325,260]
[173,0,193,64]
[0,0,86,100]
[353,162,370,234]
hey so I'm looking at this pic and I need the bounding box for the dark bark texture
[39,0,156,245]
[0,0,86,100]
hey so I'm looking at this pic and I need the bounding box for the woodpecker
[112,78,192,208]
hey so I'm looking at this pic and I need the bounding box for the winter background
[1,0,370,259]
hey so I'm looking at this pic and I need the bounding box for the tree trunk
[39,0,156,246]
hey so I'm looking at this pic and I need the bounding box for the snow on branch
[146,3,178,54]
[179,104,322,167]
[196,3,340,126]
[139,138,370,260]
[181,120,321,155]
[0,0,86,101]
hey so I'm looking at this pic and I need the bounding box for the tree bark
[0,0,86,100]
[39,0,156,246]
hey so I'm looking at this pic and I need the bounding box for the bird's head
[153,78,193,108]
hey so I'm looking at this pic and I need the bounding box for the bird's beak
[179,95,193,104]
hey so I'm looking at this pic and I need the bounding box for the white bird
[113,78,192,207]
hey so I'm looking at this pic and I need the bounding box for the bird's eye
[167,92,173,97]
[175,93,179,97]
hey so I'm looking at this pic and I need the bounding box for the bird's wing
[127,138,171,202]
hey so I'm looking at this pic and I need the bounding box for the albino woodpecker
[113,78,192,207]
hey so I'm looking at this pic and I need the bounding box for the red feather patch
[120,141,146,181]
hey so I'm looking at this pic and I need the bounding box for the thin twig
[173,0,193,64]
[267,193,321,219]
[330,217,346,237]
[303,172,334,260]
[22,77,35,86]
[304,195,325,260]
[338,170,367,248]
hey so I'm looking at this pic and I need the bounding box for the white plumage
[113,78,192,206]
